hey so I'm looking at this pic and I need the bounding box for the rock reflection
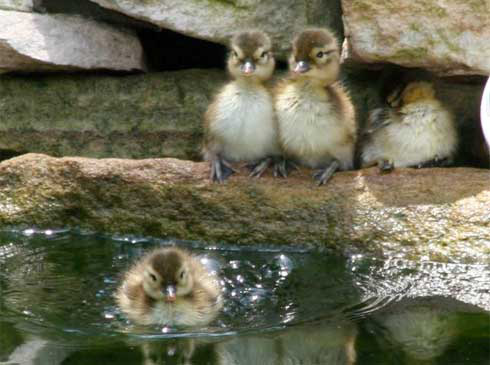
[217,320,357,365]
[367,296,489,364]
[0,321,24,362]
[0,334,73,365]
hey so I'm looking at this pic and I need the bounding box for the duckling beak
[163,285,176,302]
[240,59,255,75]
[294,61,310,74]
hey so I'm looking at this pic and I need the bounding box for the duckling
[203,30,280,183]
[116,247,222,327]
[274,28,356,185]
[361,81,458,172]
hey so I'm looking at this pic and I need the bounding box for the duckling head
[142,248,193,303]
[289,28,340,86]
[387,81,436,108]
[227,30,275,82]
[400,81,436,105]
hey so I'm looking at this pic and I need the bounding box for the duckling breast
[210,82,279,162]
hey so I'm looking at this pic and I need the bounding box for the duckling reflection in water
[203,30,280,183]
[141,339,197,365]
[116,247,222,327]
[274,28,357,185]
[361,81,458,172]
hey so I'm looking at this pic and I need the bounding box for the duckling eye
[232,50,238,58]
[316,51,324,58]
[180,270,186,280]
[260,51,268,58]
[149,273,157,282]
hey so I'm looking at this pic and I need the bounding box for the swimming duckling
[361,81,458,172]
[116,247,222,327]
[203,30,280,183]
[274,28,356,185]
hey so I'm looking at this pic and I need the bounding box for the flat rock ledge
[0,154,489,264]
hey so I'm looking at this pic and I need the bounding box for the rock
[0,69,484,162]
[88,0,343,59]
[0,10,145,72]
[0,153,489,264]
[0,70,225,160]
[0,0,32,11]
[341,0,490,76]
[33,0,160,31]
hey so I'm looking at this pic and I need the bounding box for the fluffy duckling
[274,28,357,185]
[203,30,280,183]
[361,81,458,171]
[116,247,222,327]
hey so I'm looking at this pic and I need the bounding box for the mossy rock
[1,154,489,264]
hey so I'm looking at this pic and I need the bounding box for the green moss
[350,0,374,13]
[466,0,487,12]
[409,23,421,32]
[0,71,225,160]
[391,47,429,62]
[436,29,463,54]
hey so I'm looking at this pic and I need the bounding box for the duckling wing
[363,108,398,136]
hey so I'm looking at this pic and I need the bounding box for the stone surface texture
[0,154,489,264]
[0,10,145,72]
[341,0,490,76]
[0,70,484,161]
[0,0,32,11]
[0,70,225,160]
[88,0,343,59]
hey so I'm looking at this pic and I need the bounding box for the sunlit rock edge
[0,154,488,264]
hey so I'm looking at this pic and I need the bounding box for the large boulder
[0,153,489,264]
[0,10,145,72]
[0,0,32,11]
[341,0,490,76]
[88,0,343,58]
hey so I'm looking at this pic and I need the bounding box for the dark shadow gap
[0,150,24,162]
[137,28,227,72]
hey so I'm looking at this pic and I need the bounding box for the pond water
[0,229,489,365]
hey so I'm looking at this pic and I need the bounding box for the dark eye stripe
[317,50,336,58]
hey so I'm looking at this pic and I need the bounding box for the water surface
[0,229,488,364]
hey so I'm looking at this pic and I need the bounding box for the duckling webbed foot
[246,157,272,178]
[313,160,340,186]
[210,157,236,183]
[275,158,299,178]
[377,159,394,173]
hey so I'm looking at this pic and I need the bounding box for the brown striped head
[227,30,275,81]
[289,28,340,85]
[142,248,194,303]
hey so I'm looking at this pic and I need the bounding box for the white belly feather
[275,84,354,169]
[210,83,279,162]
